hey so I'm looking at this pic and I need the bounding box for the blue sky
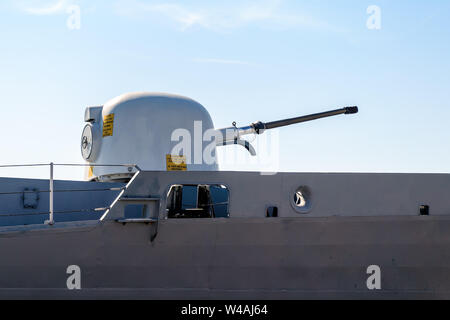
[0,0,449,179]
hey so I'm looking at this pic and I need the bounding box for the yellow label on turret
[166,155,187,171]
[102,113,115,137]
[88,166,94,178]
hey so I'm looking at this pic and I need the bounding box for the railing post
[46,162,55,226]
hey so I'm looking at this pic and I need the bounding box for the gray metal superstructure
[1,170,450,299]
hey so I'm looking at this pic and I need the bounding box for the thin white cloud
[144,4,207,31]
[18,0,71,15]
[114,0,341,33]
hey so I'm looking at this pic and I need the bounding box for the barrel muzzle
[345,106,359,114]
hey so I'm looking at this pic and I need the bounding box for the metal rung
[116,218,158,224]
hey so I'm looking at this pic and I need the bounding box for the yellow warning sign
[102,113,115,137]
[166,155,187,171]
[88,166,94,179]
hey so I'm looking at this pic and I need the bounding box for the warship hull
[1,215,450,299]
[1,170,450,299]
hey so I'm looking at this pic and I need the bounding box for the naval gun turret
[81,92,358,181]
[215,106,359,155]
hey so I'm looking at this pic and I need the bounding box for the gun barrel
[215,106,358,152]
[264,106,358,130]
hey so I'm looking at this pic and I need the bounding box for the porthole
[291,186,312,213]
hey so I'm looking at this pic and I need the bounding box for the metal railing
[0,163,141,226]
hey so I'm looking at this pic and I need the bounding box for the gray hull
[1,215,450,299]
